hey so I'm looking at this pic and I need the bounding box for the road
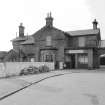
[0,71,105,105]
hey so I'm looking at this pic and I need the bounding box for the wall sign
[66,50,87,54]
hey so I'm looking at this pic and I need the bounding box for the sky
[0,0,104,51]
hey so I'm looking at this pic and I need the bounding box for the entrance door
[64,54,75,69]
[71,54,75,69]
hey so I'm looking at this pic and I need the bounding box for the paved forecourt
[0,70,105,105]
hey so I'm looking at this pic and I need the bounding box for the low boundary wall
[0,62,55,77]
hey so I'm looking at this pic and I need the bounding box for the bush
[39,65,50,73]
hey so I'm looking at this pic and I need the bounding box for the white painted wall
[0,62,55,77]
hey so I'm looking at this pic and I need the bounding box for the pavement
[0,70,71,100]
[0,69,105,102]
[0,71,105,105]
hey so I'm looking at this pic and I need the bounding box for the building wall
[10,22,101,69]
[68,37,78,48]
[85,35,98,47]
[32,28,67,63]
[11,34,100,69]
[12,36,99,69]
[13,40,24,51]
[93,48,100,68]
[88,49,93,69]
[68,35,98,48]
[21,44,36,54]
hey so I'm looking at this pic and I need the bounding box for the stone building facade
[5,13,101,69]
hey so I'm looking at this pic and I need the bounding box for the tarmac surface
[0,70,105,105]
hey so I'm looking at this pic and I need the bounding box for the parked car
[20,66,39,75]
[20,68,29,75]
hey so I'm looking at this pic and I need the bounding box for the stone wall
[0,62,54,77]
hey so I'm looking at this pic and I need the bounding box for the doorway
[70,54,75,69]
[64,54,75,69]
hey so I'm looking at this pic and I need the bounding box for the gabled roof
[0,51,7,58]
[66,29,100,36]
[32,25,66,41]
[32,26,65,35]
[4,49,26,61]
[7,49,19,57]
[21,36,35,45]
[3,49,19,61]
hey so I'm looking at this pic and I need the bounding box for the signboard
[66,50,87,54]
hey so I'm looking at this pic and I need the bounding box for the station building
[4,13,102,69]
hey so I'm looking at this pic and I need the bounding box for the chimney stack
[19,23,25,37]
[92,19,98,30]
[45,12,53,27]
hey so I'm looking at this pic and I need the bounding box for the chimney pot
[92,19,98,30]
[19,23,25,37]
[45,12,53,27]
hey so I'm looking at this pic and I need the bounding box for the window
[40,50,55,62]
[78,37,85,47]
[78,54,88,64]
[45,54,53,62]
[46,36,52,46]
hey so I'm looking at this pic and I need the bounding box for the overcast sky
[0,0,104,51]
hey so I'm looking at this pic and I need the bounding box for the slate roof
[32,26,66,41]
[66,29,100,36]
[11,36,28,42]
[21,36,35,45]
[7,49,19,57]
